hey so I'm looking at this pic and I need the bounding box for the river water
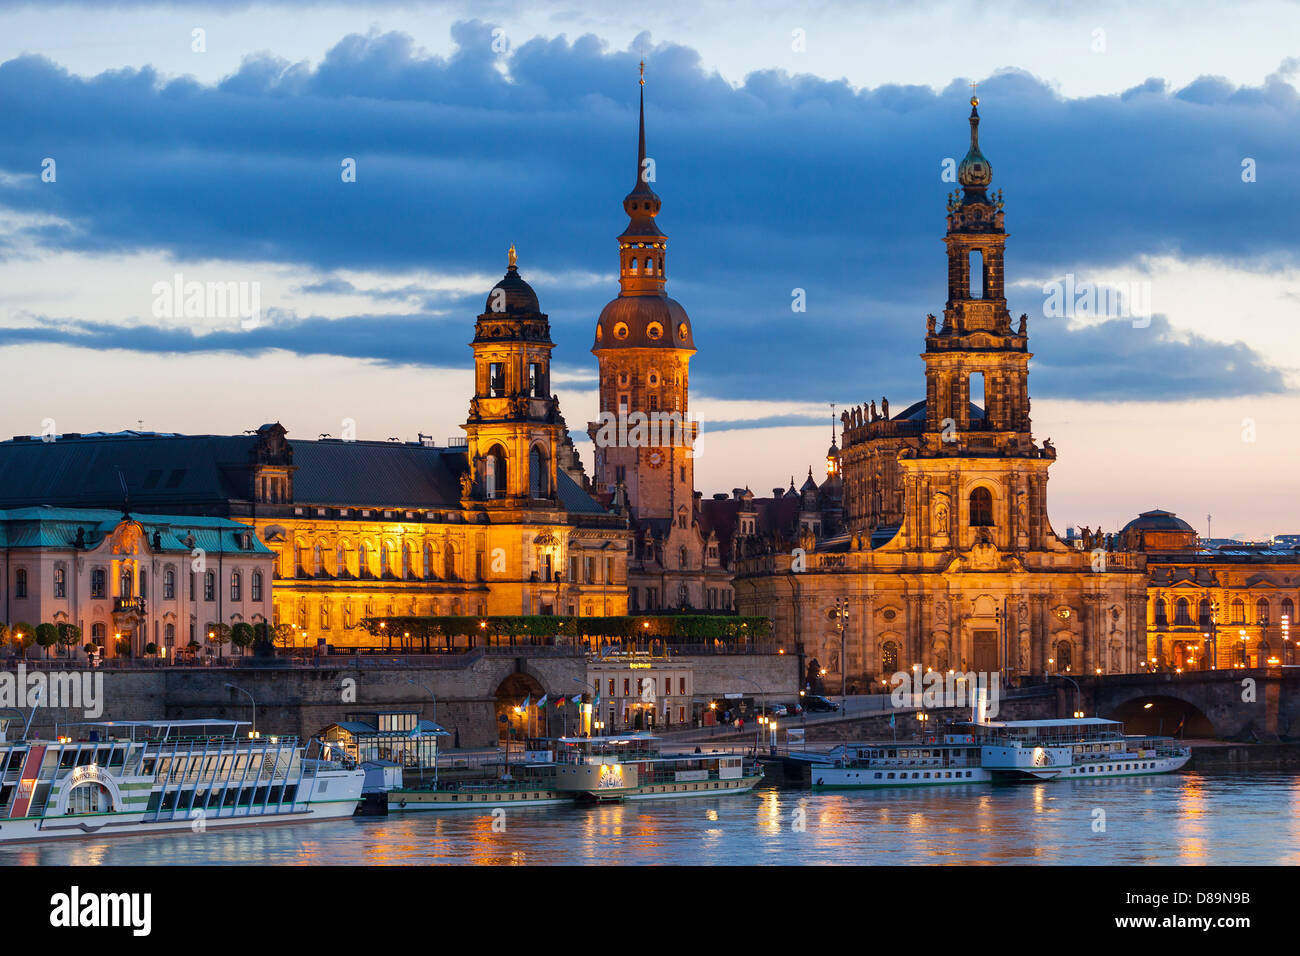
[4,773,1297,866]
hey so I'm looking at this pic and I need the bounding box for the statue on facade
[869,400,878,422]
[881,397,889,420]
[1042,437,1056,459]
[1017,313,1027,336]
[459,470,474,498]
[934,500,949,534]
[926,313,937,335]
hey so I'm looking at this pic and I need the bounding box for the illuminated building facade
[733,100,1150,688]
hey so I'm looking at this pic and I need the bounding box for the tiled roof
[0,507,270,553]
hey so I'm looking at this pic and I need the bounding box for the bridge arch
[1104,694,1216,738]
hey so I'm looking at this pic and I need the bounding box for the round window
[596,325,603,341]
[647,322,664,340]
[614,323,630,340]
[677,323,689,341]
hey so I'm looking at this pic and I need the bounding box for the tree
[231,622,255,656]
[0,623,9,653]
[206,622,232,658]
[271,623,295,650]
[144,642,159,656]
[11,622,35,659]
[56,622,82,658]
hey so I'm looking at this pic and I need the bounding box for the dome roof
[593,295,695,351]
[483,265,540,316]
[958,97,993,191]
[1120,510,1195,535]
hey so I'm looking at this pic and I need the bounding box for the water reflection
[1,773,1295,866]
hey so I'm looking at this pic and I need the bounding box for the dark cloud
[0,24,1296,406]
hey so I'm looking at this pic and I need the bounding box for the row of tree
[358,614,772,648]
[0,621,301,658]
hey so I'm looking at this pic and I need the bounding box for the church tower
[462,247,562,507]
[588,66,697,522]
[921,94,1033,457]
[903,95,1050,553]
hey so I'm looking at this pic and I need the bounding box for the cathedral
[732,97,1151,686]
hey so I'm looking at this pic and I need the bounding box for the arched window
[53,566,65,598]
[1174,597,1192,626]
[424,542,435,580]
[679,546,688,569]
[444,542,457,581]
[204,571,215,601]
[1198,598,1212,627]
[881,641,899,673]
[403,542,415,579]
[529,445,547,499]
[1283,598,1295,622]
[14,568,28,599]
[969,487,994,527]
[313,542,323,574]
[485,445,507,499]
[251,571,263,602]
[164,623,175,646]
[1154,598,1167,626]
[337,540,353,578]
[230,571,242,602]
[120,566,134,599]
[359,542,373,579]
[1256,598,1270,624]
[1231,599,1245,624]
[629,257,638,274]
[645,258,654,274]
[1055,640,1072,672]
[380,540,394,577]
[164,569,176,600]
[969,248,984,298]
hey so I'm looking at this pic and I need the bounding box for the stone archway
[1106,694,1217,738]
[494,671,548,744]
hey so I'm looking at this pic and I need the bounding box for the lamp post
[833,597,849,707]
[224,682,256,736]
[571,677,599,737]
[407,678,439,789]
[1048,673,1083,719]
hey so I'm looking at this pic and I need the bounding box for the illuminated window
[969,487,994,527]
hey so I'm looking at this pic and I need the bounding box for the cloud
[0,24,1296,407]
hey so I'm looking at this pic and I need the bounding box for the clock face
[647,449,665,469]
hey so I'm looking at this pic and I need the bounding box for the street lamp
[224,682,256,735]
[407,678,440,788]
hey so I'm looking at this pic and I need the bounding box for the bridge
[1033,668,1300,741]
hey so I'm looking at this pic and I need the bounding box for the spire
[618,60,666,295]
[957,88,993,200]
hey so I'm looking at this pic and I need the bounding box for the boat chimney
[973,687,989,725]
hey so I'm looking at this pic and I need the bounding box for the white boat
[0,717,364,843]
[811,716,1191,791]
[389,733,763,810]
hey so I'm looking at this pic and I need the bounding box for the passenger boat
[388,733,763,810]
[0,717,365,843]
[811,716,1191,790]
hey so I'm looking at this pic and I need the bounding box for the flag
[593,694,601,708]
[555,696,566,708]
[522,695,531,709]
[537,694,548,708]
[889,713,895,728]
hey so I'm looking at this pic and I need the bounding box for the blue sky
[0,1,1296,537]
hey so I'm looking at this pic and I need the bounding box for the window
[204,571,215,602]
[969,248,983,298]
[320,604,330,629]
[231,571,242,602]
[14,568,26,599]
[1056,641,1073,672]
[529,362,545,398]
[1174,597,1192,626]
[1198,598,1211,627]
[1231,599,1245,624]
[969,487,994,527]
[164,569,176,600]
[53,567,65,599]
[1154,598,1167,626]
[882,641,899,673]
[485,445,507,499]
[1283,598,1295,622]
[529,445,547,498]
[140,570,147,599]
[119,567,133,599]
[488,363,505,398]
[1256,599,1270,624]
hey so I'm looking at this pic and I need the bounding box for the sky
[0,0,1296,538]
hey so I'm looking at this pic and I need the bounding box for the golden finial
[508,244,517,268]
[970,80,979,107]
[639,58,645,87]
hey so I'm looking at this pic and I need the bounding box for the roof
[593,295,694,352]
[1121,509,1196,534]
[894,399,984,422]
[0,430,612,521]
[0,507,270,553]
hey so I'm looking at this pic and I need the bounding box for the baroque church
[732,97,1151,686]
